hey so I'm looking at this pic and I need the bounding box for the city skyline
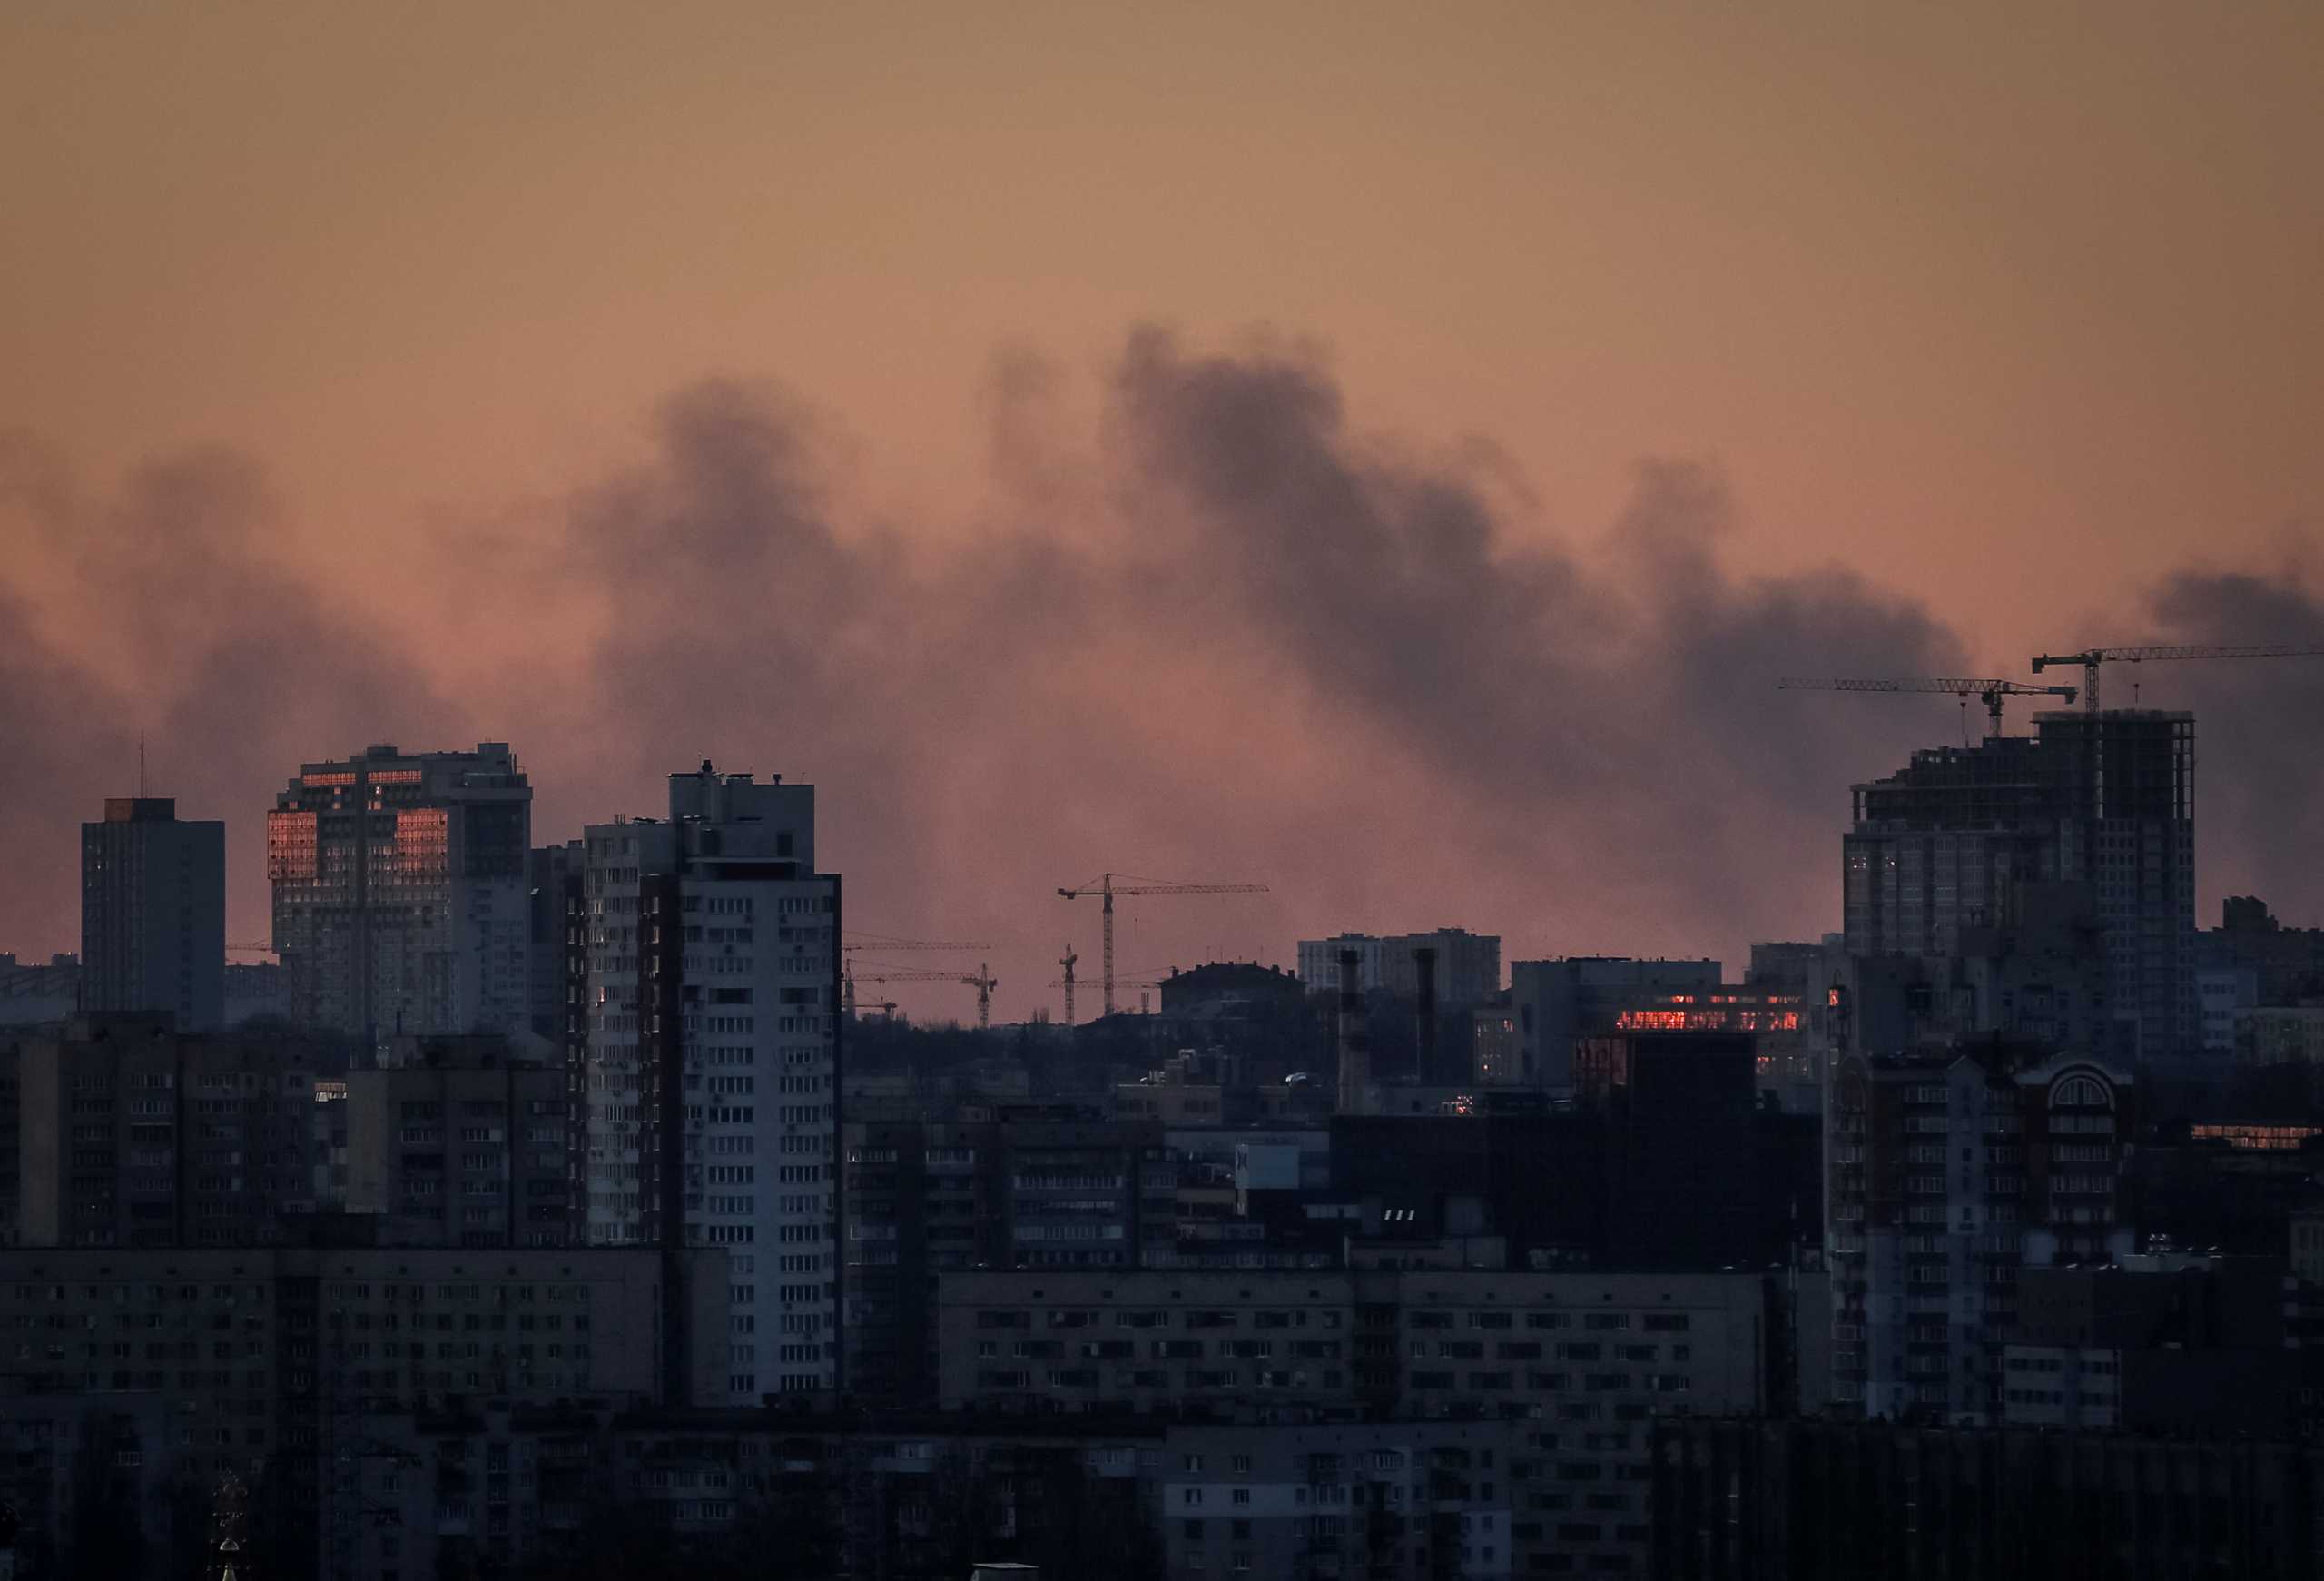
[5,5,2321,1026]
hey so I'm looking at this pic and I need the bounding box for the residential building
[842,1115,1174,1407]
[2235,1005,2324,1068]
[1297,932,1502,1008]
[1826,1048,2133,1422]
[0,1244,724,1580]
[15,1015,323,1247]
[527,839,586,1044]
[344,1039,573,1247]
[1159,1419,1528,1581]
[2001,1257,2303,1433]
[79,796,225,1031]
[1652,1417,2324,1581]
[940,1267,1778,1577]
[582,762,842,1403]
[268,742,533,1041]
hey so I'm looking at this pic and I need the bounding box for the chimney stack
[1336,947,1371,1116]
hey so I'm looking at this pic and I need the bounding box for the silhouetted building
[841,1114,1172,1407]
[1499,958,1724,1092]
[268,742,533,1041]
[15,1015,324,1247]
[80,796,224,1031]
[1579,1031,1768,1270]
[2003,1256,2310,1434]
[1652,1416,2324,1581]
[1297,930,1502,1007]
[527,838,586,1042]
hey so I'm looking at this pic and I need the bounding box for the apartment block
[0,1244,724,1579]
[1299,932,1503,1008]
[1827,1048,2133,1421]
[940,1267,1776,1576]
[1161,1419,1530,1580]
[15,1016,322,1247]
[268,742,533,1040]
[344,1046,573,1247]
[842,1114,1173,1407]
[80,795,226,1031]
[582,763,842,1403]
[1652,1417,2324,1581]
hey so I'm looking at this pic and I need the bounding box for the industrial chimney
[1336,947,1371,1115]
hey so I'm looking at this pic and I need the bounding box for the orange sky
[4,4,2319,1021]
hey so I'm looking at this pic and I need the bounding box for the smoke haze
[3,330,2319,1018]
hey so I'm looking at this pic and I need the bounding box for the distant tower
[1059,943,1078,1025]
[81,796,225,1030]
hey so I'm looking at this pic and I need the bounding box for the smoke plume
[1,331,2317,1016]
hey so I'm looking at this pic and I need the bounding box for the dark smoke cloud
[0,431,463,954]
[1,331,2316,1016]
[2138,560,2324,924]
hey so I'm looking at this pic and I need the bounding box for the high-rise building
[1826,1047,2132,1423]
[581,762,841,1404]
[80,796,225,1031]
[1845,710,2194,1060]
[267,743,533,1041]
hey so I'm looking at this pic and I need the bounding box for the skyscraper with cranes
[1845,709,2194,1059]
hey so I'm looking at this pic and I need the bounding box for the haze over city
[6,5,2322,1023]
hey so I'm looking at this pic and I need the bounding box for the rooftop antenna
[138,733,147,796]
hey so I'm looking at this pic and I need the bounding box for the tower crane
[847,961,1000,1030]
[1777,677,2078,738]
[1050,967,1171,1013]
[2031,644,2324,713]
[1056,874,1268,1018]
[841,932,990,956]
[1059,943,1078,1027]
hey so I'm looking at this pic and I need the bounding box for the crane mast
[847,961,1000,1029]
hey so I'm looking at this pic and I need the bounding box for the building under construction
[1844,710,2195,1061]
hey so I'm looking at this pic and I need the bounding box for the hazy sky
[4,4,2320,1022]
